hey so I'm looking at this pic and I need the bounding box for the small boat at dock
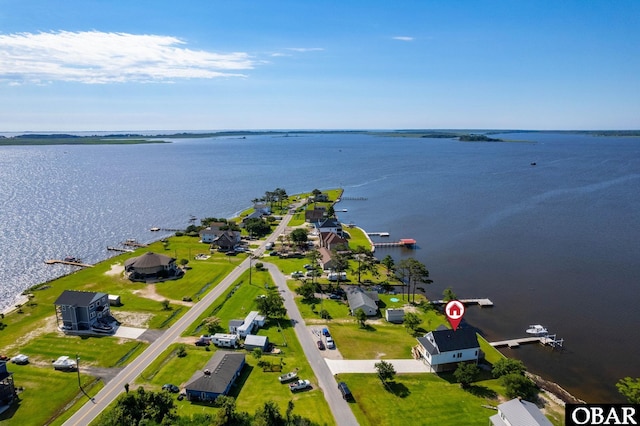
[526,324,548,336]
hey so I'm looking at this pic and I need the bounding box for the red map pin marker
[445,300,465,331]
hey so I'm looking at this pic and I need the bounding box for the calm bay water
[1,132,638,402]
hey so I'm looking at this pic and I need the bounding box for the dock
[490,334,564,349]
[367,232,390,237]
[107,246,134,253]
[45,259,93,268]
[373,238,416,248]
[123,240,148,247]
[431,298,494,307]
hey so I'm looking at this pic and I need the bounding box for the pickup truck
[288,379,311,391]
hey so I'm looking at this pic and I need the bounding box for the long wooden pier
[107,246,134,253]
[490,334,564,349]
[45,259,93,268]
[373,238,416,248]
[431,298,494,307]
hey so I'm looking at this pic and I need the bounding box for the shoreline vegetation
[1,129,639,145]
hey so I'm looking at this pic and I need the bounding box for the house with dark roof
[319,232,349,251]
[318,247,337,271]
[54,290,116,333]
[185,351,245,402]
[490,398,553,426]
[414,326,480,372]
[0,361,16,414]
[345,286,379,316]
[313,218,343,236]
[211,231,241,251]
[305,207,326,223]
[124,252,182,281]
[199,222,227,243]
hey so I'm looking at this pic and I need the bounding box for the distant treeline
[458,134,504,142]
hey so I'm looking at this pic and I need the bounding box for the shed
[108,294,121,306]
[385,308,405,323]
[244,335,269,351]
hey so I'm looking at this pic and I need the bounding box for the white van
[265,242,274,250]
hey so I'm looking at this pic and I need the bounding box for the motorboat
[526,324,548,336]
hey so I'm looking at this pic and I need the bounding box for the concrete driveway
[325,358,434,375]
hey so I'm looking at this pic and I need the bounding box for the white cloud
[392,36,414,42]
[285,47,325,52]
[0,31,256,84]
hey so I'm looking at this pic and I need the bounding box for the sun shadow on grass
[466,384,498,399]
[384,381,411,398]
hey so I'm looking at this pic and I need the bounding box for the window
[96,300,100,306]
[61,305,66,311]
[89,303,94,310]
[90,312,96,319]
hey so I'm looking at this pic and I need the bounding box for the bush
[176,345,187,358]
[501,373,538,400]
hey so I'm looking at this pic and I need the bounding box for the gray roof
[345,287,378,313]
[417,327,479,355]
[244,335,268,346]
[185,351,245,395]
[124,252,175,268]
[54,290,105,307]
[229,319,244,328]
[490,398,553,426]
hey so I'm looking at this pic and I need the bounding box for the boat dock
[490,334,564,349]
[367,232,390,237]
[107,246,134,253]
[45,259,93,268]
[431,298,494,307]
[123,240,148,247]
[373,238,416,248]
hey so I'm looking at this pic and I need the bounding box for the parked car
[322,327,330,337]
[329,293,341,300]
[316,340,325,350]
[11,354,29,365]
[265,242,274,250]
[326,336,335,349]
[290,271,304,278]
[338,381,353,400]
[195,338,210,346]
[162,384,179,393]
[303,264,312,270]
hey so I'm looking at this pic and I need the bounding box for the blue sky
[1,1,638,131]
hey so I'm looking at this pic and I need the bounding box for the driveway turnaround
[325,358,434,375]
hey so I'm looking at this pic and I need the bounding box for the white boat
[526,324,548,336]
[52,355,77,371]
[278,370,298,383]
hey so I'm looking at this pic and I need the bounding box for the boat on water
[526,324,548,336]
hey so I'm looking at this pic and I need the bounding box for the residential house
[319,231,349,251]
[0,361,16,413]
[199,222,227,243]
[313,193,329,202]
[345,286,379,316]
[490,398,553,426]
[313,218,343,237]
[184,351,245,402]
[211,231,241,251]
[305,207,326,223]
[54,290,114,332]
[244,335,269,351]
[414,325,480,372]
[211,334,239,348]
[124,252,182,281]
[253,202,271,215]
[228,311,266,338]
[318,247,337,271]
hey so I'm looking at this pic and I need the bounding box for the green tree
[252,348,263,360]
[616,377,640,403]
[253,400,284,426]
[442,287,457,302]
[375,360,396,383]
[244,218,272,238]
[355,308,367,328]
[176,344,187,358]
[327,205,335,217]
[381,255,395,277]
[396,258,433,303]
[96,386,176,426]
[403,312,421,334]
[454,363,480,389]
[295,282,318,302]
[202,316,222,334]
[352,246,378,284]
[492,358,526,378]
[213,395,250,426]
[256,291,287,319]
[501,373,538,400]
[290,228,309,248]
[161,299,171,310]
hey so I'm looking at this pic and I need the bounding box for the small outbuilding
[385,308,405,323]
[244,335,269,351]
[108,294,121,306]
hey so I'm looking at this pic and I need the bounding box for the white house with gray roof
[490,398,553,426]
[345,287,379,316]
[414,325,480,372]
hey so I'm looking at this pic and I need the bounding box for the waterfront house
[319,231,349,251]
[253,202,271,215]
[228,311,266,338]
[345,286,379,316]
[305,207,326,223]
[0,361,16,414]
[210,231,241,251]
[54,290,115,332]
[199,222,227,243]
[124,252,182,281]
[318,247,338,271]
[314,218,343,237]
[184,351,245,402]
[490,398,553,426]
[413,326,480,372]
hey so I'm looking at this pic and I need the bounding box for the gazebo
[124,252,182,281]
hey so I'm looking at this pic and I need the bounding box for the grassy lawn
[0,364,101,426]
[338,373,504,426]
[343,226,372,250]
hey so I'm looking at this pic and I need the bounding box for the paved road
[64,209,295,426]
[266,263,359,426]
